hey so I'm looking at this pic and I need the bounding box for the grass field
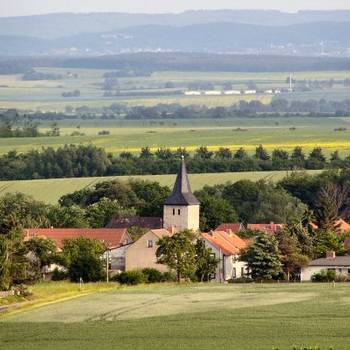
[0,170,322,204]
[1,282,350,350]
[0,117,350,156]
[0,68,349,111]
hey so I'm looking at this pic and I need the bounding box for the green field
[0,68,349,111]
[0,170,322,204]
[1,117,350,156]
[1,282,350,350]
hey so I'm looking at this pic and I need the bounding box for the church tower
[163,157,200,232]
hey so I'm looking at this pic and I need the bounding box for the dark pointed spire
[164,156,200,206]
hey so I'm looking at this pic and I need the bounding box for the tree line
[1,144,350,180]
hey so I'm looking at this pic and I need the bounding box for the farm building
[301,252,350,281]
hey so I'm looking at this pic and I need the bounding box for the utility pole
[106,249,110,283]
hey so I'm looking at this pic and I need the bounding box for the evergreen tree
[240,233,282,281]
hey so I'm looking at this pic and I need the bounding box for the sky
[1,0,350,17]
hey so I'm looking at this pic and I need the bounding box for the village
[21,157,350,285]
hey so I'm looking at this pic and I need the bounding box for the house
[202,231,249,282]
[224,90,241,95]
[215,223,243,234]
[104,242,133,272]
[204,90,222,96]
[247,223,283,235]
[106,216,163,230]
[125,228,174,272]
[184,91,202,96]
[24,228,132,251]
[310,219,350,233]
[301,251,350,281]
[163,156,200,232]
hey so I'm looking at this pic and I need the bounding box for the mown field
[0,170,323,204]
[1,117,350,156]
[1,282,350,350]
[0,68,349,111]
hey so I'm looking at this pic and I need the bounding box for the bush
[142,268,163,283]
[114,270,146,285]
[161,271,177,282]
[51,268,68,281]
[311,269,337,282]
[228,277,254,283]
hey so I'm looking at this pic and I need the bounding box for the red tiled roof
[150,228,173,239]
[310,219,350,233]
[202,231,248,255]
[247,223,283,235]
[215,223,241,234]
[24,228,130,249]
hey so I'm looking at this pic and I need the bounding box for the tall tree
[240,233,282,281]
[156,230,196,282]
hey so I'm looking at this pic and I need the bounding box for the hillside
[1,21,349,56]
[0,10,350,38]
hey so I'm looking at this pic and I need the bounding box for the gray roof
[309,256,350,267]
[164,157,200,206]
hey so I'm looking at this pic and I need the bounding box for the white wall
[301,266,350,281]
[204,240,248,282]
[163,204,199,232]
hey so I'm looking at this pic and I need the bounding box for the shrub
[114,270,146,285]
[51,268,68,281]
[311,269,337,282]
[142,268,163,283]
[161,271,177,282]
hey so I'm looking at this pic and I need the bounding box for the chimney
[326,251,336,259]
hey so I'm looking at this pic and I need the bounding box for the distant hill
[0,21,349,56]
[0,10,350,39]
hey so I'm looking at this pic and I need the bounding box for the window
[178,209,181,215]
[241,267,245,277]
[172,208,175,215]
[232,268,237,279]
[147,240,153,248]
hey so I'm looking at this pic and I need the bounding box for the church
[163,156,200,232]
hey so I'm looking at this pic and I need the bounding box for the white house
[301,252,350,281]
[202,231,249,282]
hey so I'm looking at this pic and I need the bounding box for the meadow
[1,282,349,350]
[0,170,323,204]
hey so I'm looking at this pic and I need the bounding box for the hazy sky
[1,0,349,17]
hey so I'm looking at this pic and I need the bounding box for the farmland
[0,68,349,111]
[1,282,350,350]
[1,117,350,156]
[0,170,323,204]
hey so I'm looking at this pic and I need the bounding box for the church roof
[164,157,200,206]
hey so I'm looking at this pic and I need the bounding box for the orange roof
[215,223,242,234]
[310,219,350,233]
[202,231,248,255]
[24,228,129,249]
[150,228,173,239]
[247,223,283,235]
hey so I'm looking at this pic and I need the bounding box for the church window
[173,208,175,215]
[178,209,181,215]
